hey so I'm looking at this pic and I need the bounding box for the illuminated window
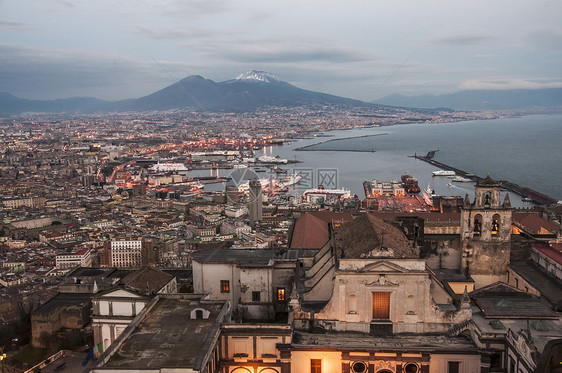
[311,359,321,373]
[277,288,285,301]
[220,280,230,293]
[372,292,390,319]
[491,214,500,235]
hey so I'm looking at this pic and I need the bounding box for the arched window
[484,192,491,209]
[473,214,482,236]
[348,294,357,314]
[491,214,500,236]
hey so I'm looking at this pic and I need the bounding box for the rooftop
[33,292,91,314]
[105,297,226,370]
[190,248,279,266]
[335,213,417,259]
[293,331,478,353]
[509,260,562,310]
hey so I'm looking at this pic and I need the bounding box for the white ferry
[432,170,456,177]
[452,176,472,182]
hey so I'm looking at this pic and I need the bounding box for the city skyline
[1,0,562,101]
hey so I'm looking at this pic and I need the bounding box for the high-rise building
[248,179,263,227]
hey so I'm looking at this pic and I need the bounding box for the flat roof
[292,331,478,353]
[509,260,562,309]
[34,293,91,314]
[190,248,278,266]
[105,297,225,370]
[473,293,558,319]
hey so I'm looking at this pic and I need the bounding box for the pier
[414,153,558,206]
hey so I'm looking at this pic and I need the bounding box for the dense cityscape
[0,103,560,373]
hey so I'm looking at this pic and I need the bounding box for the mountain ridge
[373,88,562,111]
[0,71,374,114]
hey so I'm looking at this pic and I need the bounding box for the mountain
[373,88,562,111]
[115,70,370,112]
[0,92,109,114]
[0,71,374,115]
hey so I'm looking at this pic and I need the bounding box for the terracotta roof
[334,213,417,259]
[289,213,331,250]
[533,244,562,266]
[512,213,560,235]
[120,267,173,294]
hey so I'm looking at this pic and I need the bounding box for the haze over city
[1,0,562,100]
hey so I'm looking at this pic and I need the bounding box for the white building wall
[290,351,341,373]
[429,354,481,373]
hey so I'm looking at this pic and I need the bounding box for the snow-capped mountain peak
[234,70,282,83]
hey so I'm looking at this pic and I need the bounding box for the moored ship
[401,174,421,193]
[432,170,456,177]
[422,183,438,205]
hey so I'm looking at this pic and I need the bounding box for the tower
[460,176,512,288]
[248,179,263,227]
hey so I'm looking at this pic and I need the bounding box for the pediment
[358,260,409,273]
[101,288,144,298]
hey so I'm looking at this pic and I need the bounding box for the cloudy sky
[1,0,561,101]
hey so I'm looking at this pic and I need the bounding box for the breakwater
[415,154,558,206]
[295,133,388,151]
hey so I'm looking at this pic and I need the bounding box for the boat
[432,170,456,176]
[258,155,288,164]
[422,183,438,205]
[446,182,452,187]
[401,175,421,194]
[280,174,302,187]
[452,176,472,182]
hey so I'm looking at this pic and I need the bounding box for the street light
[0,348,6,373]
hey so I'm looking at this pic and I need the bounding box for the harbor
[414,151,558,206]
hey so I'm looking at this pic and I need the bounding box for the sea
[198,113,562,207]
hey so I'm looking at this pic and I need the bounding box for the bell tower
[460,176,512,288]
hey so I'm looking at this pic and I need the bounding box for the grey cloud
[156,0,233,17]
[523,29,562,50]
[181,35,375,64]
[0,44,171,100]
[0,19,42,32]
[0,19,23,27]
[429,34,493,46]
[56,0,74,8]
[133,26,236,41]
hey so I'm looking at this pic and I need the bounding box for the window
[277,288,285,301]
[311,359,321,373]
[448,362,460,373]
[348,294,357,313]
[351,361,367,373]
[491,214,500,235]
[252,291,261,302]
[372,292,390,319]
[220,280,230,293]
[473,214,482,236]
[404,363,419,373]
